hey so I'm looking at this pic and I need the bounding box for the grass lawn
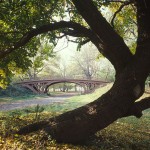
[0,84,150,149]
[0,94,49,103]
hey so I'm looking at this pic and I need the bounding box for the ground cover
[0,84,149,149]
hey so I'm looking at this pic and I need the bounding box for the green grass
[0,94,49,103]
[18,84,112,114]
[0,84,150,149]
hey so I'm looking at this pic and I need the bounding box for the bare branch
[80,39,91,46]
[36,64,48,75]
[68,39,78,43]
[55,37,69,52]
[111,1,133,28]
[55,34,66,39]
[106,0,126,3]
[68,38,90,45]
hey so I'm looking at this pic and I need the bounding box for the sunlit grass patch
[67,83,113,103]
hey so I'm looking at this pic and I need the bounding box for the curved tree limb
[0,21,96,59]
[123,96,150,118]
[135,97,150,111]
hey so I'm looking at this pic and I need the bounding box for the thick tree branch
[123,97,150,118]
[135,97,150,111]
[0,21,96,59]
[62,29,86,37]
[135,0,150,56]
[133,0,150,81]
[72,0,133,74]
[17,121,49,135]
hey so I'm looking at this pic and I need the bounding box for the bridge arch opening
[46,82,85,96]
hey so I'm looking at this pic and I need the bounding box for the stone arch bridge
[16,79,109,94]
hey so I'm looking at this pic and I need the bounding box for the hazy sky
[53,37,114,72]
[54,37,79,63]
[54,37,99,62]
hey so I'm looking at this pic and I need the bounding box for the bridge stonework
[16,79,109,94]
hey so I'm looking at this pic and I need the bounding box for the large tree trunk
[17,0,150,144]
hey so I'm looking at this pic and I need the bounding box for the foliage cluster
[0,0,62,87]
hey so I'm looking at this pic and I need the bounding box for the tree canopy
[0,0,137,87]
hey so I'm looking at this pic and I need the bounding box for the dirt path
[0,96,71,111]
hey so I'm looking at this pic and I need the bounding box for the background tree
[16,38,55,81]
[71,45,100,80]
[98,58,115,82]
[0,0,150,144]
